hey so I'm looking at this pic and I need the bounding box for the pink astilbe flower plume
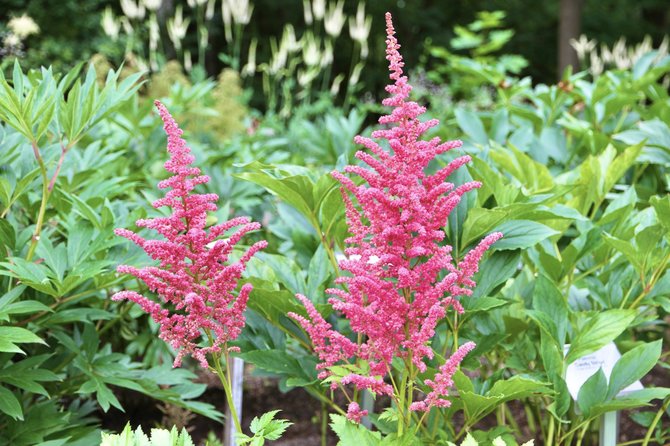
[290,13,502,421]
[112,100,267,369]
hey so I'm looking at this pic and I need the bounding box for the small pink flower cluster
[112,101,267,368]
[290,13,502,420]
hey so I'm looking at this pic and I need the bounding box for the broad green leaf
[0,326,47,353]
[605,142,643,193]
[448,164,476,253]
[532,275,568,345]
[491,220,559,251]
[461,208,508,250]
[588,388,670,418]
[0,385,23,420]
[577,368,607,416]
[487,376,552,399]
[602,233,643,274]
[471,250,520,299]
[0,285,26,315]
[606,340,662,399]
[566,310,636,364]
[235,163,315,219]
[255,252,307,296]
[0,219,15,253]
[460,377,550,422]
[0,178,11,210]
[462,297,507,312]
[455,108,488,145]
[650,195,670,231]
[65,192,102,229]
[239,349,317,385]
[490,143,554,193]
[0,258,57,296]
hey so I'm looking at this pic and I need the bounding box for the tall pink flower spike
[289,13,502,420]
[112,100,267,369]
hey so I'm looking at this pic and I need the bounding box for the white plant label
[563,342,644,401]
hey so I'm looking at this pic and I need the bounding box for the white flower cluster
[571,34,669,77]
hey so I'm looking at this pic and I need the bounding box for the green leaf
[650,195,670,231]
[64,192,102,229]
[471,250,520,299]
[0,326,47,353]
[461,208,508,250]
[0,219,15,254]
[577,368,608,416]
[95,380,123,412]
[247,410,292,440]
[0,258,57,295]
[532,275,568,345]
[239,350,317,385]
[588,388,670,418]
[460,377,551,422]
[606,340,662,399]
[455,108,488,145]
[491,220,559,251]
[255,253,307,296]
[566,310,636,364]
[490,143,554,193]
[0,385,23,420]
[0,178,11,210]
[0,285,25,315]
[330,414,382,446]
[487,376,552,399]
[605,142,643,193]
[306,245,331,298]
[462,296,507,313]
[235,163,315,219]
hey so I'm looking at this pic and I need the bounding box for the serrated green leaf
[330,414,382,446]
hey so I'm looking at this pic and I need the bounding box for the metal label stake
[224,357,245,446]
[599,411,618,446]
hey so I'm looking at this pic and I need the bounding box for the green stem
[560,419,591,445]
[619,438,670,446]
[628,252,670,309]
[397,367,408,436]
[320,401,327,446]
[546,416,555,446]
[503,403,522,434]
[26,141,50,262]
[213,350,243,435]
[641,397,670,446]
[575,422,590,446]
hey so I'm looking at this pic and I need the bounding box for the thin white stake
[224,357,245,446]
[361,390,374,428]
[599,411,618,446]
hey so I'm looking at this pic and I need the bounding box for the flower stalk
[290,12,502,430]
[112,101,267,437]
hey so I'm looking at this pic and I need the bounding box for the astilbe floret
[289,13,502,422]
[112,100,267,369]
